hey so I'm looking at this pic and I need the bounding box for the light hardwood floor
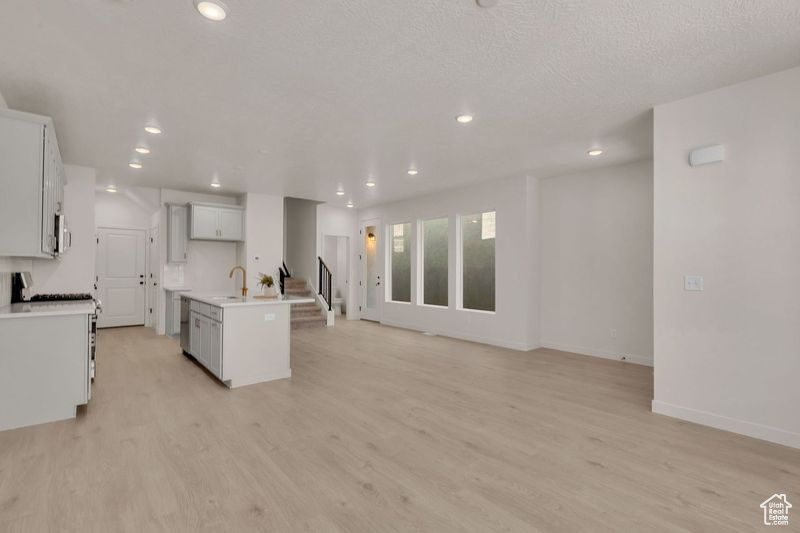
[0,321,797,532]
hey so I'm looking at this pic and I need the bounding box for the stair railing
[279,262,290,295]
[317,256,332,311]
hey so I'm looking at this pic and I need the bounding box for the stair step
[292,307,321,318]
[290,315,326,329]
[284,279,307,287]
[285,288,312,296]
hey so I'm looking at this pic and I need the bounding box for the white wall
[653,66,800,448]
[95,186,160,230]
[158,188,239,293]
[238,192,284,293]
[32,165,97,295]
[359,176,540,350]
[284,198,319,284]
[316,204,358,319]
[540,160,654,365]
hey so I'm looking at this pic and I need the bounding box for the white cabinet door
[210,320,222,378]
[0,111,63,258]
[200,316,212,368]
[218,208,244,241]
[169,294,182,336]
[191,205,219,240]
[190,311,202,357]
[168,205,188,263]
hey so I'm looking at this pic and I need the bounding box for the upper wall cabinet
[0,109,65,258]
[188,202,245,242]
[167,204,188,263]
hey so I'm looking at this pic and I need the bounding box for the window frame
[417,215,450,309]
[456,209,497,314]
[385,220,413,304]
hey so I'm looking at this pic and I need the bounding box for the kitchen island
[180,293,315,388]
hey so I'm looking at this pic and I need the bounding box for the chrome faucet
[229,265,248,297]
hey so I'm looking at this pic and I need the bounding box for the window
[389,222,412,302]
[460,211,495,312]
[421,217,448,306]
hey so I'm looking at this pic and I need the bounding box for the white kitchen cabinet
[199,315,212,368]
[185,304,224,379]
[210,320,222,377]
[190,311,202,358]
[0,308,93,431]
[0,108,65,258]
[165,289,190,337]
[218,207,244,241]
[188,202,244,242]
[167,204,188,263]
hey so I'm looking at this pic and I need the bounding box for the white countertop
[0,300,97,319]
[184,293,315,308]
[163,286,192,292]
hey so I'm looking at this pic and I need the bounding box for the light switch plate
[684,275,704,291]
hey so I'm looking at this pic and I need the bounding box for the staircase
[284,278,326,329]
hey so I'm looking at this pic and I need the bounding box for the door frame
[321,233,350,318]
[359,218,382,322]
[147,225,160,330]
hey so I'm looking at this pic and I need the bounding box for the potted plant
[257,273,277,298]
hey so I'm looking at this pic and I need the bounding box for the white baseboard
[227,369,291,389]
[652,400,800,449]
[379,319,538,351]
[540,340,653,367]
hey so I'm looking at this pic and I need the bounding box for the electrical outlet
[684,275,704,291]
[611,329,617,339]
[264,313,275,321]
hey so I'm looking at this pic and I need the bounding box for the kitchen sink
[210,296,241,300]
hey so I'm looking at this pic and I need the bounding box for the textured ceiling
[1,0,799,207]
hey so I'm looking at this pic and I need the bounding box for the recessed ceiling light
[407,169,419,176]
[129,162,143,169]
[210,182,221,188]
[346,201,354,208]
[105,186,117,193]
[587,148,604,156]
[135,147,150,154]
[144,126,162,135]
[336,190,345,196]
[365,180,376,188]
[456,114,474,124]
[194,0,228,21]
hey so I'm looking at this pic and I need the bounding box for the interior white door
[96,227,146,328]
[360,219,382,321]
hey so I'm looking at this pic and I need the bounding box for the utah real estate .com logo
[761,494,792,526]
